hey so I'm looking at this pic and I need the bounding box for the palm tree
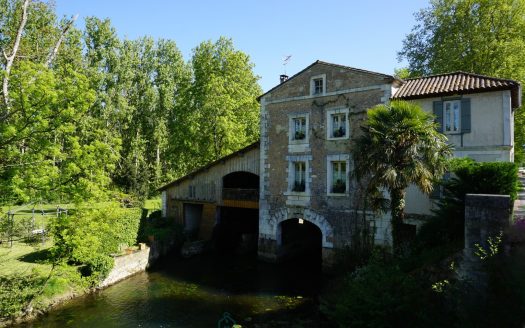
[353,100,452,251]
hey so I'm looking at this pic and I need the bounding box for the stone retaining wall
[99,247,151,288]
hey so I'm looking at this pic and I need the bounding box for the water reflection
[18,252,328,327]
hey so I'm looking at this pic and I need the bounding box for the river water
[18,253,330,327]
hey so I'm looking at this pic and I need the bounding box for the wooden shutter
[429,183,441,199]
[433,101,444,133]
[461,98,471,133]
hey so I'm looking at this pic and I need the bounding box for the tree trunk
[390,188,406,253]
[2,0,29,108]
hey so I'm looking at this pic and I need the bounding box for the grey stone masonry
[462,194,512,287]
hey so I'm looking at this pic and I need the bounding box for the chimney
[280,74,289,83]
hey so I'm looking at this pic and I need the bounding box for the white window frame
[287,158,311,194]
[443,100,461,134]
[327,154,351,196]
[326,108,350,140]
[310,74,326,96]
[288,113,309,144]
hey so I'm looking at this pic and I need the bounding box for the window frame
[326,108,350,140]
[287,158,310,194]
[443,99,461,134]
[327,154,351,196]
[310,74,326,96]
[288,113,309,144]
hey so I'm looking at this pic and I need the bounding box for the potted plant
[332,179,346,193]
[333,127,345,138]
[292,181,306,192]
[294,130,305,140]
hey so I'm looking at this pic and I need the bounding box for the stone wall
[259,62,396,264]
[99,246,151,288]
[461,194,512,284]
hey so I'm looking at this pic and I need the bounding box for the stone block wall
[99,247,151,288]
[259,62,397,264]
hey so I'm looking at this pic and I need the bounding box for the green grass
[0,240,53,276]
[143,198,161,211]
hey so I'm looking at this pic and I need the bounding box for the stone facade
[258,61,400,262]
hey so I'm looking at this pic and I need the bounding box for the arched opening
[222,171,259,190]
[278,218,322,267]
[213,171,259,254]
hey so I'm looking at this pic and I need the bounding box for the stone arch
[271,208,334,248]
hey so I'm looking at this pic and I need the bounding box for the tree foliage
[353,100,452,249]
[188,37,262,165]
[0,1,261,203]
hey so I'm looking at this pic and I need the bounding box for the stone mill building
[159,60,521,266]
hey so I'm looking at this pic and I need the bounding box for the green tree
[353,100,452,250]
[189,37,261,166]
[398,0,525,162]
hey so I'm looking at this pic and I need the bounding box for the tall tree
[0,2,117,204]
[353,101,452,250]
[398,0,525,162]
[189,37,261,166]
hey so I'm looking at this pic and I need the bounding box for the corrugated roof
[157,141,260,191]
[393,71,521,108]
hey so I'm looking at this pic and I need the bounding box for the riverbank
[10,252,332,328]
[0,236,178,328]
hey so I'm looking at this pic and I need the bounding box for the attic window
[310,74,326,96]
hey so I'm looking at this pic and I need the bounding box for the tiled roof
[393,71,521,108]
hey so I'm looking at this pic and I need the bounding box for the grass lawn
[0,199,161,277]
[0,240,53,276]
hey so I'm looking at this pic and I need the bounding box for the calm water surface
[19,253,329,327]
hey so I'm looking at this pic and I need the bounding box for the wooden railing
[222,188,259,201]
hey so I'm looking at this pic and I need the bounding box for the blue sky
[54,1,429,92]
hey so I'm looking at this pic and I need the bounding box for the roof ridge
[257,60,399,101]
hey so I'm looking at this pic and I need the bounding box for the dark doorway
[213,207,259,254]
[279,219,322,266]
[222,171,259,203]
[223,171,259,189]
[183,203,203,239]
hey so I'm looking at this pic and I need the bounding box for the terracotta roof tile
[393,71,521,108]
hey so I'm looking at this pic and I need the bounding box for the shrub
[49,204,141,284]
[321,257,454,328]
[420,159,519,250]
[0,272,44,319]
[138,211,184,244]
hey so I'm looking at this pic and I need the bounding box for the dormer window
[313,78,323,94]
[310,74,326,96]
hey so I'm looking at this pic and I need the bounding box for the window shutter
[461,98,471,133]
[433,101,443,133]
[429,184,441,199]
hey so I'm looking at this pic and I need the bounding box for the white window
[444,100,460,133]
[327,154,350,195]
[289,113,309,146]
[292,117,306,140]
[330,161,346,193]
[310,74,326,96]
[313,78,323,94]
[327,108,350,139]
[292,161,306,192]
